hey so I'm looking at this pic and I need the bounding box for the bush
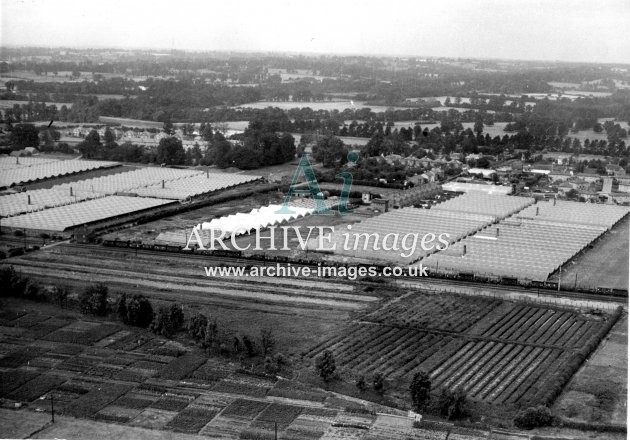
[274,353,287,367]
[410,371,431,412]
[242,334,255,356]
[117,293,128,322]
[355,375,367,392]
[49,284,69,308]
[78,283,109,316]
[316,350,336,382]
[23,280,43,301]
[264,356,278,374]
[260,328,276,357]
[514,405,553,430]
[118,294,153,327]
[150,307,174,338]
[187,314,208,341]
[0,266,28,297]
[168,303,185,331]
[150,303,185,338]
[373,372,385,394]
[437,387,469,420]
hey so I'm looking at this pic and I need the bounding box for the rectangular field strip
[305,294,613,407]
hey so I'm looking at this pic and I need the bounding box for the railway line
[8,242,627,308]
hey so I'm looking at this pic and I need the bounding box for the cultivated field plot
[0,305,431,439]
[555,316,627,426]
[0,159,120,188]
[304,292,618,407]
[2,196,174,231]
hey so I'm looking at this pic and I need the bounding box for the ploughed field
[304,291,621,408]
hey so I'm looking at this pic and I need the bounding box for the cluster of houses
[381,151,630,205]
[66,126,210,150]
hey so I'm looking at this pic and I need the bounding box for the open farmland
[0,299,466,440]
[304,290,622,408]
[235,100,411,112]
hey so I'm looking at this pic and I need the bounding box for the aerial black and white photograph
[0,0,628,439]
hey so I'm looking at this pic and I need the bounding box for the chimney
[27,195,31,205]
[463,245,467,256]
[496,228,499,237]
[536,206,539,216]
[162,180,165,189]
[70,187,73,196]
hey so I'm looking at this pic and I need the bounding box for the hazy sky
[1,0,629,63]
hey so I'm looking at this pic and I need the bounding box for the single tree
[355,375,367,392]
[242,334,255,356]
[78,283,108,316]
[316,350,336,382]
[410,371,431,412]
[187,313,208,341]
[156,137,186,165]
[437,387,469,420]
[126,294,154,327]
[260,328,276,357]
[10,124,39,149]
[373,372,385,394]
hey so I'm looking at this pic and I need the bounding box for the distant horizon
[1,0,629,65]
[2,44,630,68]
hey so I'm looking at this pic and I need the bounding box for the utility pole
[558,266,562,291]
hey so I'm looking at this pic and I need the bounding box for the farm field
[235,100,411,112]
[0,99,73,109]
[98,116,164,128]
[0,299,462,440]
[304,290,622,409]
[548,216,629,291]
[554,315,627,426]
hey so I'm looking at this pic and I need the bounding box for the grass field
[0,99,73,109]
[554,315,627,426]
[549,216,629,290]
